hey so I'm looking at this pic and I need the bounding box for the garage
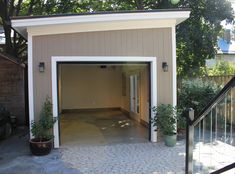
[11,10,190,148]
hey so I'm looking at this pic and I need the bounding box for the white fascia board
[12,11,190,37]
[12,11,190,27]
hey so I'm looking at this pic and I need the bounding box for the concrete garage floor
[60,110,149,146]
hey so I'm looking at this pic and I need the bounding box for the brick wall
[0,55,25,125]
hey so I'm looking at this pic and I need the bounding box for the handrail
[210,162,235,174]
[190,75,235,126]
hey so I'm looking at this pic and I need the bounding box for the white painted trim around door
[28,34,34,138]
[171,26,177,107]
[51,56,157,148]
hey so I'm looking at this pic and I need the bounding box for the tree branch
[28,0,35,15]
[16,0,23,16]
[134,0,144,10]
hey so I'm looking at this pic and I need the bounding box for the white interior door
[130,75,139,114]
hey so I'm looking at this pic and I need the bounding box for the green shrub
[178,79,221,129]
[31,97,57,141]
[152,104,180,135]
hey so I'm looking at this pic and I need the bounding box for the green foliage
[207,61,235,76]
[176,0,233,77]
[178,79,221,128]
[0,0,233,74]
[152,104,180,135]
[31,97,56,141]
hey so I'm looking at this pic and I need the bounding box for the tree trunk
[3,23,13,54]
[28,0,35,15]
[0,1,13,55]
[135,0,144,10]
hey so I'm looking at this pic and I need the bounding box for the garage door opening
[52,56,157,148]
[58,63,150,146]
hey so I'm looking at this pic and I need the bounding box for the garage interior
[58,63,150,146]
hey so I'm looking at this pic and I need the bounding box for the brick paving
[0,128,186,174]
[61,141,185,174]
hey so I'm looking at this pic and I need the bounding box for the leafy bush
[178,79,221,129]
[152,104,180,135]
[207,61,235,76]
[31,97,56,141]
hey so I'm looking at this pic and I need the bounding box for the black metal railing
[210,162,235,174]
[186,76,235,174]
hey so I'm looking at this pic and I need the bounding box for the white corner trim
[51,56,158,148]
[28,34,34,138]
[171,27,177,107]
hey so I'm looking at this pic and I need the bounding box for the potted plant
[152,104,179,147]
[29,97,56,156]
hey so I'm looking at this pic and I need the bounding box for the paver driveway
[61,141,185,174]
[0,110,186,174]
[59,110,185,174]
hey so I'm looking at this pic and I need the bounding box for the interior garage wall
[33,28,173,119]
[140,66,150,123]
[121,65,149,123]
[60,64,122,110]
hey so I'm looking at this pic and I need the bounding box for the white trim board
[13,11,190,27]
[171,26,177,107]
[11,11,190,38]
[51,56,157,148]
[28,34,34,138]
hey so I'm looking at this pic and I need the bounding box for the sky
[229,0,235,11]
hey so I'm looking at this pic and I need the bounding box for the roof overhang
[11,10,190,39]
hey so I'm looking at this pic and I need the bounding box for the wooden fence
[178,75,234,90]
[201,75,234,86]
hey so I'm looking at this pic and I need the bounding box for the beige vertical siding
[33,28,173,119]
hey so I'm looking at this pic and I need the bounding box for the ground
[0,111,186,174]
[0,127,81,174]
[61,141,185,174]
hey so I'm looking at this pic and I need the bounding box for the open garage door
[51,56,157,148]
[59,63,149,146]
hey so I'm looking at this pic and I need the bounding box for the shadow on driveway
[0,127,82,174]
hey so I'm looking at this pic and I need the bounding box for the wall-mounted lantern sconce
[162,62,168,72]
[39,62,45,72]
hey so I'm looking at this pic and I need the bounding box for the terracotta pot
[29,138,53,156]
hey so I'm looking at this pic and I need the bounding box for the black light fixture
[162,62,168,72]
[100,65,107,69]
[39,62,45,72]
